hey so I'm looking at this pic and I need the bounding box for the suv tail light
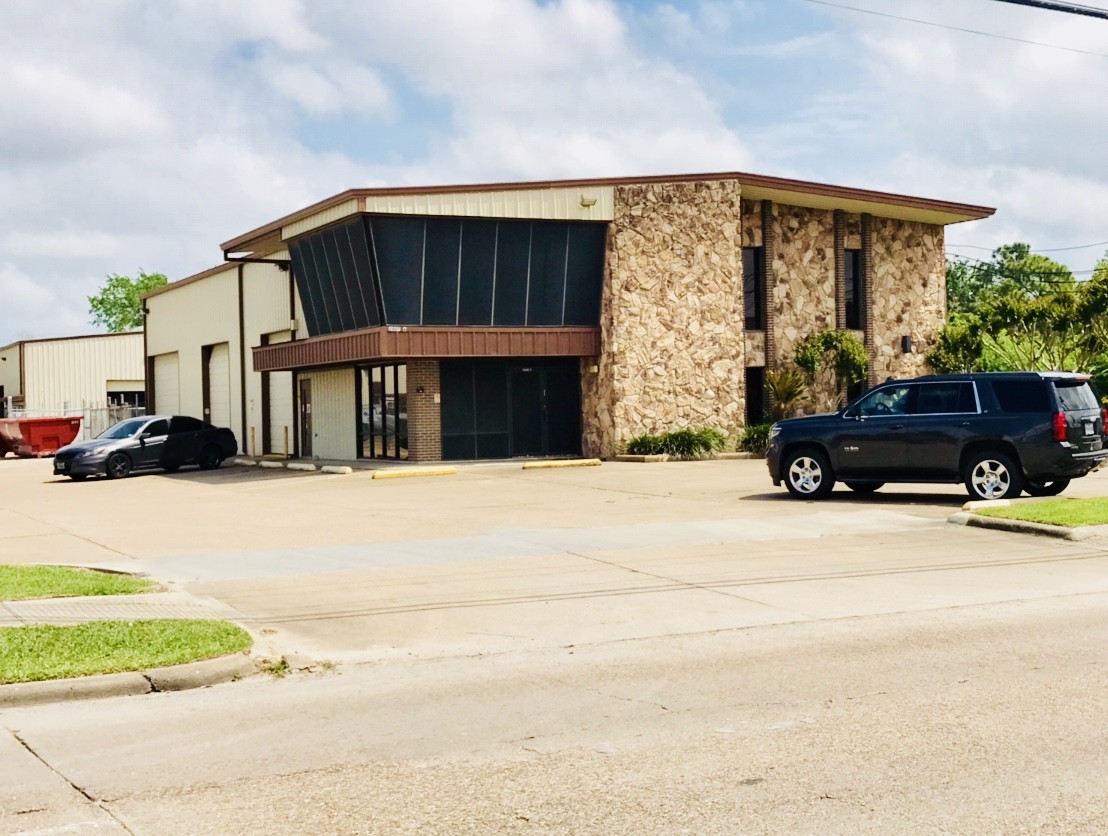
[1053,412,1067,442]
[1102,407,1108,438]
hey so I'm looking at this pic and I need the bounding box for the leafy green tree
[88,271,168,332]
[946,242,1074,315]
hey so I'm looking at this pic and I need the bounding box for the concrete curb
[286,462,317,472]
[0,653,257,709]
[259,460,285,469]
[372,466,456,479]
[321,465,353,474]
[521,459,602,470]
[947,511,1108,541]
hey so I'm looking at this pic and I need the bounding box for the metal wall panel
[282,198,360,241]
[153,353,180,415]
[301,367,356,460]
[22,334,144,413]
[266,331,294,456]
[145,267,240,432]
[360,187,614,222]
[242,259,295,455]
[0,343,23,399]
[207,343,231,428]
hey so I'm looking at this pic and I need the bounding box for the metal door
[299,378,313,458]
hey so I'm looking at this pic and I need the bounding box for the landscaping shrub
[626,433,665,455]
[627,428,726,459]
[739,423,772,456]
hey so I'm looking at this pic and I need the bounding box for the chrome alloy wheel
[969,458,1012,499]
[788,455,824,495]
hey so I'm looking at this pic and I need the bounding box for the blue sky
[1,0,1106,345]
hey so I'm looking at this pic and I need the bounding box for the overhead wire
[799,0,1108,58]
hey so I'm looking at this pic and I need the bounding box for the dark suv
[767,372,1107,500]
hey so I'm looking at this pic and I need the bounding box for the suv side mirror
[843,406,859,420]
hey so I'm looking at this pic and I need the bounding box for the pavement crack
[589,688,669,711]
[9,729,137,834]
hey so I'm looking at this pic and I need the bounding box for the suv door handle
[891,423,905,429]
[959,421,972,427]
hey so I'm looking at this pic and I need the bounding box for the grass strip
[976,496,1108,528]
[0,619,252,684]
[0,565,152,601]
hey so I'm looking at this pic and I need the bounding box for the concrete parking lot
[3,455,1107,665]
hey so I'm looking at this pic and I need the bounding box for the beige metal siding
[266,331,294,456]
[360,186,614,222]
[241,258,295,456]
[0,343,21,402]
[22,334,144,413]
[153,353,180,415]
[301,367,355,460]
[282,198,360,241]
[145,267,240,433]
[207,343,231,428]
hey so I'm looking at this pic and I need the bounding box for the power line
[800,0,1108,58]
[987,0,1108,21]
[949,240,1108,252]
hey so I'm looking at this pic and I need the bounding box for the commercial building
[0,332,145,434]
[144,172,994,462]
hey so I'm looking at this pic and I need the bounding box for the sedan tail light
[1053,412,1067,442]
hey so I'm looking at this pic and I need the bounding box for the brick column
[861,213,877,386]
[834,209,846,330]
[761,200,777,370]
[406,360,441,462]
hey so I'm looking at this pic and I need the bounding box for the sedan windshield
[97,418,149,440]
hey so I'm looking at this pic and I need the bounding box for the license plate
[1084,421,1095,436]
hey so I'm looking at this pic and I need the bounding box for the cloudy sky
[1,0,1106,345]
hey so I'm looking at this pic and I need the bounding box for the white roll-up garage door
[207,343,231,428]
[266,331,294,455]
[153,353,179,416]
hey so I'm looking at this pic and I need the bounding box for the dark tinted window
[855,385,910,417]
[743,247,763,330]
[145,419,170,436]
[170,416,205,434]
[915,382,977,415]
[992,379,1050,413]
[422,218,462,325]
[844,249,862,330]
[1053,380,1099,411]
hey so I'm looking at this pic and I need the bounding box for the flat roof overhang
[222,172,997,259]
[253,326,601,372]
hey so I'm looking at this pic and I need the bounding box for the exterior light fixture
[580,195,598,208]
[901,335,913,354]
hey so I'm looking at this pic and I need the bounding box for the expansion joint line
[8,728,137,834]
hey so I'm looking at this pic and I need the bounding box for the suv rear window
[1053,380,1099,411]
[991,379,1050,413]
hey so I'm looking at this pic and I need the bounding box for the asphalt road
[1,458,1107,832]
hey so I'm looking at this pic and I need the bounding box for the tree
[88,271,168,332]
[932,244,1108,379]
[946,242,1073,315]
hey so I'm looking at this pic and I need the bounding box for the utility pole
[989,0,1108,20]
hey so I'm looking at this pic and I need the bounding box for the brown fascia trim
[253,326,602,372]
[0,330,143,351]
[221,171,997,256]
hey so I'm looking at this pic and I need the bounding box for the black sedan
[53,415,238,480]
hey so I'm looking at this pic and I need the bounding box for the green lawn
[976,496,1108,527]
[0,620,253,684]
[0,565,153,601]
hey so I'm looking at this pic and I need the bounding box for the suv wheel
[964,451,1023,500]
[783,449,835,499]
[1024,477,1070,497]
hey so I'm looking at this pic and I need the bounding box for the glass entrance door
[357,364,408,459]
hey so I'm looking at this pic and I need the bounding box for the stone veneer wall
[870,219,946,381]
[582,180,745,458]
[771,204,840,411]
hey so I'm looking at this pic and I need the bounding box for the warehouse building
[144,172,993,462]
[0,332,145,436]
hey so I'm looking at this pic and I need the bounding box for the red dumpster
[0,417,82,458]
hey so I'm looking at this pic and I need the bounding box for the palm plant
[764,367,810,421]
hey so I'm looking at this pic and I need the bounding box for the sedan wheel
[1024,477,1070,497]
[784,449,835,499]
[105,453,132,480]
[965,451,1023,500]
[198,445,223,471]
